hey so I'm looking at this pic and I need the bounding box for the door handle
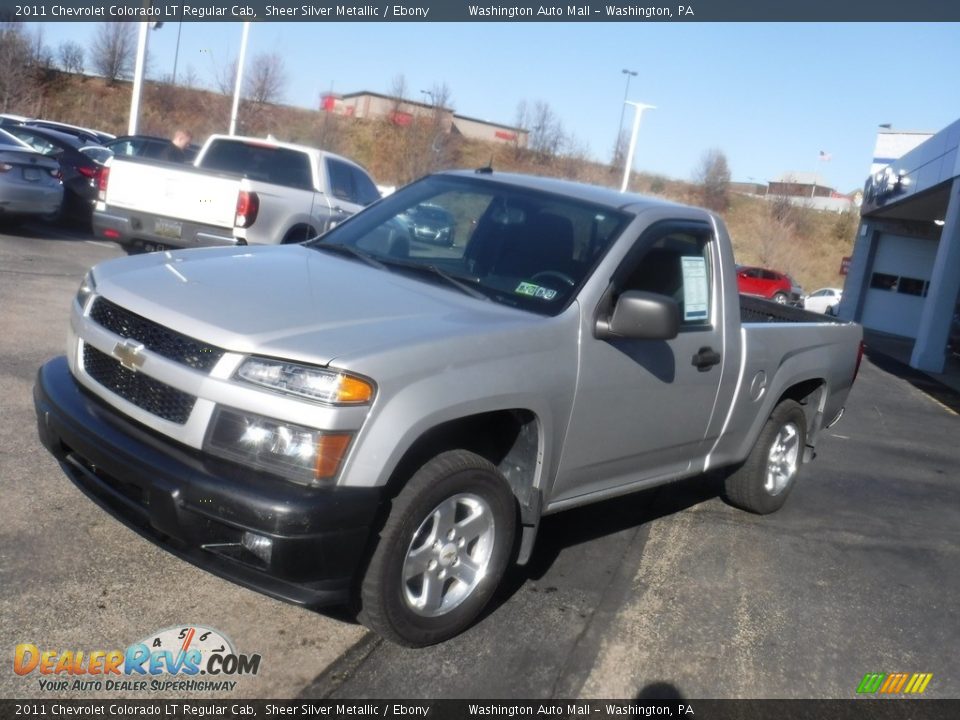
[692,346,721,370]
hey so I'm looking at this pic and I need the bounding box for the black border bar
[3,0,960,22]
[2,699,959,719]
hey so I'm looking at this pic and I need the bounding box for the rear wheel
[359,450,516,647]
[722,399,806,514]
[282,225,317,244]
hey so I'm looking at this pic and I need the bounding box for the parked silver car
[0,128,63,224]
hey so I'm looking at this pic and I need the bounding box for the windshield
[307,175,631,315]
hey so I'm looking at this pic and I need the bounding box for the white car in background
[805,287,843,315]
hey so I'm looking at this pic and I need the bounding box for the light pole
[229,21,251,136]
[620,102,655,193]
[615,69,637,163]
[128,7,165,135]
[420,89,436,108]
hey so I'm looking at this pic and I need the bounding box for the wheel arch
[774,377,826,461]
[281,222,319,244]
[382,408,542,518]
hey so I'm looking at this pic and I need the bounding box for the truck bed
[740,294,842,324]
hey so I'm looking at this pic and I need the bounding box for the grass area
[25,71,856,292]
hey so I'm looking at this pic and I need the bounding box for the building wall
[323,93,525,146]
[840,117,960,373]
[451,115,528,147]
[768,181,835,198]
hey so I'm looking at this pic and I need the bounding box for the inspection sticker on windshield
[515,282,557,300]
[681,257,709,321]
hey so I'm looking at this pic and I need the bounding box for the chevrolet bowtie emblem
[113,339,146,371]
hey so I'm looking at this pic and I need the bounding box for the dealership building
[838,120,960,373]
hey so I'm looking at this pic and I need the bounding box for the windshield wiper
[310,242,385,270]
[377,258,491,302]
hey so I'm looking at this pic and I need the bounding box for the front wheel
[722,399,807,514]
[773,292,788,304]
[359,450,517,646]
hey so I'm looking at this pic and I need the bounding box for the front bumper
[34,356,381,608]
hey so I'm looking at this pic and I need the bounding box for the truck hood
[92,245,534,367]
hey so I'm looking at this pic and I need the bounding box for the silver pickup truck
[35,171,863,646]
[92,134,380,252]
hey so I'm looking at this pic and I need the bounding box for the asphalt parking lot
[1,225,958,700]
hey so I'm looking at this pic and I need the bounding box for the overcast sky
[31,21,960,192]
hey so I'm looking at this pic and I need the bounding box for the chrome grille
[82,343,197,424]
[90,297,224,372]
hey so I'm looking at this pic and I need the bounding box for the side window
[326,159,355,203]
[350,166,380,205]
[620,229,713,327]
[110,140,136,157]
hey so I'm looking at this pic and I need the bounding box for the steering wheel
[531,270,575,288]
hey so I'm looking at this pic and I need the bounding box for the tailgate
[104,158,239,229]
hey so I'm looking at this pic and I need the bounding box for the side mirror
[596,291,680,340]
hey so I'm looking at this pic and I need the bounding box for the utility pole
[620,102,655,193]
[615,69,637,165]
[127,22,150,135]
[229,21,251,136]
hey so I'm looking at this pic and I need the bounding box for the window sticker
[681,256,709,321]
[515,282,557,300]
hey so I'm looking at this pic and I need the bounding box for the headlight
[76,271,96,309]
[205,407,352,485]
[236,357,374,405]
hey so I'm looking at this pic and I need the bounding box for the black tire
[0,216,24,231]
[722,399,807,514]
[773,292,788,305]
[359,450,516,647]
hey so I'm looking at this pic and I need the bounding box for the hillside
[22,71,856,292]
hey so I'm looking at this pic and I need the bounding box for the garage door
[860,233,939,338]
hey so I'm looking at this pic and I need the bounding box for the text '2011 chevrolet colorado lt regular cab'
[35,171,863,646]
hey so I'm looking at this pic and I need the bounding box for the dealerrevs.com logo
[13,625,261,693]
[856,672,933,695]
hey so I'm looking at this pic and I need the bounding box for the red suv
[736,266,804,306]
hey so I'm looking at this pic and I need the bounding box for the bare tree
[610,128,628,169]
[514,100,528,132]
[213,57,237,96]
[90,22,135,83]
[525,100,566,159]
[694,148,732,212]
[58,41,84,74]
[244,52,286,104]
[28,26,53,69]
[389,73,408,114]
[0,23,35,111]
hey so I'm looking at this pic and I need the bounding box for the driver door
[551,220,726,504]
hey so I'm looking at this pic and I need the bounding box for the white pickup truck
[92,134,380,251]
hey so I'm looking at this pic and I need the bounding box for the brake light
[76,165,97,179]
[49,168,62,180]
[97,166,109,201]
[236,190,259,228]
[853,340,865,383]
